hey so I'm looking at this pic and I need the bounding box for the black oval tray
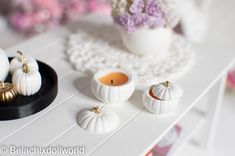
[0,58,58,120]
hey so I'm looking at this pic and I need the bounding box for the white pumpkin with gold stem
[10,50,38,74]
[0,49,10,81]
[12,63,41,96]
[78,106,120,133]
[143,81,183,116]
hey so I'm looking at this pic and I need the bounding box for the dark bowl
[0,58,58,120]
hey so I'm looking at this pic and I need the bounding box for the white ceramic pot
[143,87,179,116]
[120,27,172,57]
[91,69,135,106]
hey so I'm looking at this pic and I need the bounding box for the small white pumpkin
[151,81,183,100]
[143,81,183,116]
[12,63,41,96]
[91,69,135,106]
[0,49,10,81]
[77,106,120,133]
[10,50,38,74]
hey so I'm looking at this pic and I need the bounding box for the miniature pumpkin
[77,106,120,133]
[0,49,10,81]
[10,50,38,74]
[151,81,183,100]
[143,81,183,116]
[0,81,18,103]
[91,69,135,105]
[12,63,41,96]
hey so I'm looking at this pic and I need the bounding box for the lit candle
[99,72,129,86]
[91,69,135,105]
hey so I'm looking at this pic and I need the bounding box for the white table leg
[200,74,226,152]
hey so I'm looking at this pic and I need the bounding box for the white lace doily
[66,24,194,87]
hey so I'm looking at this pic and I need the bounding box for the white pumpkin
[12,63,41,96]
[91,69,135,106]
[10,50,38,74]
[0,49,10,81]
[143,81,183,116]
[152,81,183,100]
[77,106,120,133]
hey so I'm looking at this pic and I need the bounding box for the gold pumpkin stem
[22,63,30,73]
[17,50,25,62]
[0,81,5,88]
[91,107,101,114]
[164,81,171,87]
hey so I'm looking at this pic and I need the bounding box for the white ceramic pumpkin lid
[151,81,183,101]
[77,105,120,133]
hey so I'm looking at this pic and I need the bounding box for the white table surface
[0,0,235,155]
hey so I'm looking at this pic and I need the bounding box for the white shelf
[149,109,205,156]
[174,142,207,156]
[168,109,205,155]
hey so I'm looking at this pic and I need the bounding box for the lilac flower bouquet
[112,0,179,33]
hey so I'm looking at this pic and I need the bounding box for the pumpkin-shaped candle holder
[91,69,135,106]
[143,81,183,116]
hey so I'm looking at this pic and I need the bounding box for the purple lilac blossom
[114,0,165,32]
[132,13,147,27]
[115,13,136,32]
[129,0,145,14]
[145,0,162,17]
[145,15,164,28]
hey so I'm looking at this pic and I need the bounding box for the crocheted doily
[66,25,194,87]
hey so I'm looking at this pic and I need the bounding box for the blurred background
[0,0,111,47]
[0,0,234,155]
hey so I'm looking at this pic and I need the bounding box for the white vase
[120,27,172,57]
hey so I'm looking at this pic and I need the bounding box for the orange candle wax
[99,72,129,86]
